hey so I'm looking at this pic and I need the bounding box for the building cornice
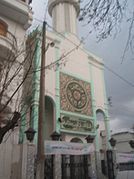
[48,0,80,17]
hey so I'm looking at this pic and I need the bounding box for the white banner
[116,153,134,163]
[44,140,94,155]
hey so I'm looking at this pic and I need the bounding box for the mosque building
[20,0,111,178]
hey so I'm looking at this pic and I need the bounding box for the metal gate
[62,155,91,179]
[44,154,91,179]
[44,155,54,179]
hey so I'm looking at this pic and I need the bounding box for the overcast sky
[31,0,134,132]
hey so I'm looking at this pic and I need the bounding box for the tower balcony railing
[0,30,17,59]
[0,0,33,29]
[0,30,17,47]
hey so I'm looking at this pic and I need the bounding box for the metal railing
[0,30,17,50]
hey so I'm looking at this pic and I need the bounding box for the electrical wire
[33,17,134,88]
[104,64,134,88]
[46,22,134,88]
[44,0,49,21]
[10,15,133,89]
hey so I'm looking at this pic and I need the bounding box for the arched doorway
[44,96,55,140]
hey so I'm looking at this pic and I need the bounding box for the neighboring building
[0,0,32,179]
[20,0,111,178]
[112,129,134,153]
[0,0,33,141]
[112,129,134,179]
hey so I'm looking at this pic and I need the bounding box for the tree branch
[0,112,20,144]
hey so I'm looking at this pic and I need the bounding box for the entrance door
[62,154,91,179]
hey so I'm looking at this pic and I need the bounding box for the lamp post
[85,135,95,143]
[36,21,55,179]
[36,20,46,179]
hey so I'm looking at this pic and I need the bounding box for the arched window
[70,137,83,143]
[0,19,7,36]
[96,109,105,121]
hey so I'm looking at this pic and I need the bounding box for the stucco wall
[0,143,36,179]
[45,32,106,114]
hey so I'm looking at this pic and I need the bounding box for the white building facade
[0,1,33,179]
[20,0,111,179]
[112,130,134,179]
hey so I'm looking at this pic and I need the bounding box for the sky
[31,0,134,132]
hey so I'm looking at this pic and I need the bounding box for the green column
[55,45,60,133]
[101,69,111,149]
[89,60,101,179]
[19,31,41,144]
[30,33,41,144]
[88,60,99,150]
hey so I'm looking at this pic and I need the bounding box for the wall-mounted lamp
[100,149,104,153]
[50,131,61,141]
[58,117,62,123]
[25,127,36,142]
[109,137,116,148]
[96,124,99,129]
[85,135,95,143]
[129,140,134,149]
[49,41,55,47]
[46,41,55,51]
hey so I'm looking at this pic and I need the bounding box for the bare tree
[0,24,87,143]
[79,0,134,61]
[0,30,39,144]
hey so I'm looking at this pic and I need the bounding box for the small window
[0,20,7,36]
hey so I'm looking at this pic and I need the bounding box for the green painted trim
[60,110,94,120]
[60,129,95,136]
[89,62,100,152]
[31,35,41,144]
[19,31,41,144]
[101,69,111,149]
[60,70,91,83]
[55,46,61,133]
[88,62,97,126]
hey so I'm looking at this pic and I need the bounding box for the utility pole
[36,21,46,179]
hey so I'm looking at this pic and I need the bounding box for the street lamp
[85,135,95,143]
[51,131,61,141]
[25,127,36,142]
[109,137,116,148]
[129,140,134,149]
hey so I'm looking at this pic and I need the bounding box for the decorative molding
[60,115,93,133]
[60,72,93,116]
[48,0,80,17]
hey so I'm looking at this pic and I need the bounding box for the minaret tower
[48,0,80,35]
